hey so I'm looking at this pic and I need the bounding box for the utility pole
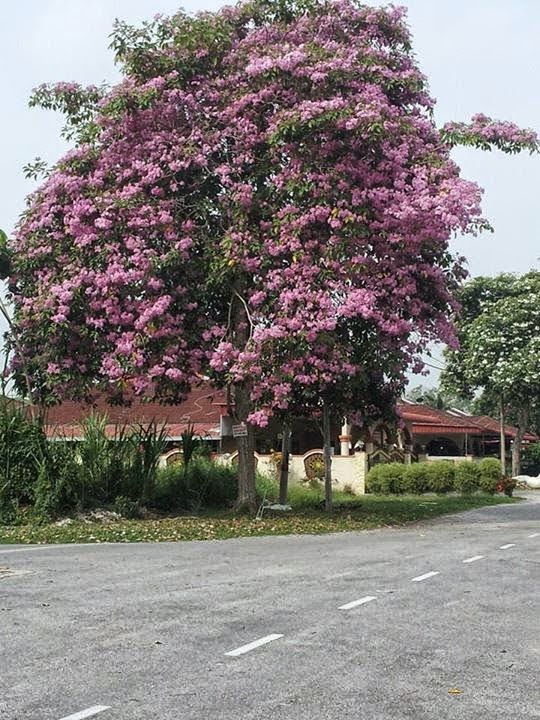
[279,422,291,505]
[499,396,506,475]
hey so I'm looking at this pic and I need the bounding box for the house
[42,385,368,492]
[41,384,537,493]
[42,385,223,464]
[397,401,537,470]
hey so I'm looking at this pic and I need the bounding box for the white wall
[225,450,367,495]
[425,455,473,464]
[160,449,368,494]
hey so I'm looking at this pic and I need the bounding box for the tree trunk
[279,422,291,505]
[233,381,257,514]
[499,396,506,475]
[322,403,333,512]
[511,404,529,477]
[229,279,257,514]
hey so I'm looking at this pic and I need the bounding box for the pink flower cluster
[442,114,538,153]
[9,0,536,423]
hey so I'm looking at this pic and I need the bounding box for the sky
[1,0,539,386]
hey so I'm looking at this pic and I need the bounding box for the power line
[428,355,447,366]
[423,360,446,371]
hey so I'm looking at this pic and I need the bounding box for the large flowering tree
[443,272,540,476]
[5,0,537,510]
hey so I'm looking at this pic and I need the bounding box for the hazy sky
[1,0,539,385]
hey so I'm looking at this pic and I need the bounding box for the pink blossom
[8,0,535,424]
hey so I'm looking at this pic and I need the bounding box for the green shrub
[454,462,481,494]
[180,424,200,470]
[366,463,406,495]
[155,458,237,511]
[402,463,430,494]
[365,465,383,494]
[427,461,455,494]
[128,421,169,504]
[288,482,324,507]
[379,461,455,495]
[256,473,279,502]
[78,414,116,504]
[113,495,142,519]
[0,404,47,520]
[33,443,82,520]
[154,465,186,511]
[478,457,502,495]
[186,459,237,510]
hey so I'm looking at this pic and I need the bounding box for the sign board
[232,423,248,438]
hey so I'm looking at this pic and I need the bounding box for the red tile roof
[398,402,538,441]
[40,387,538,444]
[465,414,537,442]
[46,422,221,441]
[398,403,482,434]
[44,384,225,440]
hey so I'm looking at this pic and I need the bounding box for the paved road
[1,495,539,720]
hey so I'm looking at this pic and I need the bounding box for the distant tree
[405,383,473,411]
[471,388,540,437]
[521,442,540,476]
[443,272,540,475]
[0,230,11,280]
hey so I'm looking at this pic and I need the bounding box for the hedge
[454,462,481,494]
[401,463,431,494]
[426,460,455,494]
[365,463,405,495]
[478,457,503,495]
[367,458,503,496]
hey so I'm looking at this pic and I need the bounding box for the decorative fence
[367,447,417,469]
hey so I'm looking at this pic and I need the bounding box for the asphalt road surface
[1,494,539,720]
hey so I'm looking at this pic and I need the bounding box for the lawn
[0,492,517,545]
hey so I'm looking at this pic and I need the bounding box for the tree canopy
[4,0,538,507]
[443,271,540,473]
[444,272,540,401]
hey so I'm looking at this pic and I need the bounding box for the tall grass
[128,421,169,504]
[78,415,168,506]
[155,458,237,512]
[0,403,46,520]
[0,404,172,522]
[253,475,359,510]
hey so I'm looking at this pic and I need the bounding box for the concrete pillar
[340,418,352,456]
[404,446,412,465]
[339,435,352,456]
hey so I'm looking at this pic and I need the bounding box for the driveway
[1,493,539,719]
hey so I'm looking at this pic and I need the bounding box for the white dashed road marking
[0,544,113,554]
[0,546,58,554]
[463,555,484,564]
[225,634,284,657]
[528,533,539,538]
[499,544,516,550]
[338,596,377,610]
[58,706,110,720]
[411,571,440,582]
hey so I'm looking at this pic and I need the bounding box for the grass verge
[0,494,517,545]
